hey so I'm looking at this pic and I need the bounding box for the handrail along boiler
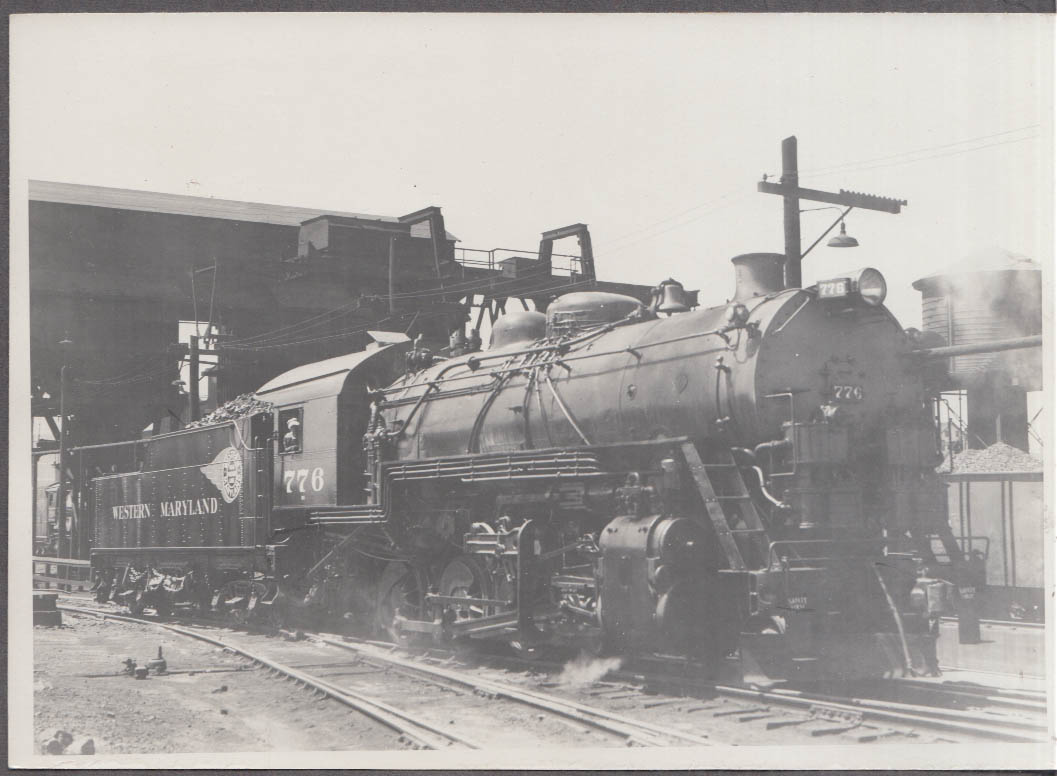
[90,251,954,676]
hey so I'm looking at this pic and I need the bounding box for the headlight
[851,267,887,306]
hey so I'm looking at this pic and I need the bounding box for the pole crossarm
[757,181,907,214]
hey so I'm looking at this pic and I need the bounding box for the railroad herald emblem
[200,446,243,504]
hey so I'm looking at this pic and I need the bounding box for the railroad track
[54,603,710,749]
[304,637,1048,745]
[313,636,712,747]
[619,656,1049,744]
[53,597,1048,746]
[56,605,479,750]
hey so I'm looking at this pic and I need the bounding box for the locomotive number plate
[832,384,864,401]
[817,278,851,298]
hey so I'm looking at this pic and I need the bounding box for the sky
[10,13,1053,330]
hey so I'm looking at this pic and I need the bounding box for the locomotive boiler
[90,251,956,677]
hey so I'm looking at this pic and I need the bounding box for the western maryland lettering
[111,498,220,520]
[111,503,152,520]
[160,498,220,517]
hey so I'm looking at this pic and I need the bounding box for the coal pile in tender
[940,442,1043,473]
[185,393,274,428]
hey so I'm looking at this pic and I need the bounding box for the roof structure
[256,340,409,403]
[29,180,459,241]
[913,246,1040,289]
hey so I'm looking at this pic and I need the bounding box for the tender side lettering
[111,503,152,520]
[159,498,220,517]
[110,496,223,521]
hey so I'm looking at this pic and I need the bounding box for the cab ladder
[681,441,770,570]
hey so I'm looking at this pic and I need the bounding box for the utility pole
[780,137,803,288]
[759,135,907,288]
[188,334,201,423]
[56,336,72,558]
[388,236,397,316]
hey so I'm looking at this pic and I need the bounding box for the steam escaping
[556,652,624,687]
[914,247,1042,389]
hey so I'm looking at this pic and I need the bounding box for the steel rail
[760,685,1048,733]
[623,654,1046,742]
[55,605,480,750]
[317,637,712,747]
[704,683,1046,743]
[920,680,1047,702]
[59,598,1045,745]
[878,680,1048,714]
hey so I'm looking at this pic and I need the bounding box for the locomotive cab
[255,335,410,528]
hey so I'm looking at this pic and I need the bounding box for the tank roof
[913,246,1040,290]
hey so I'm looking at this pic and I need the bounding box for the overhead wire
[585,192,748,250]
[798,124,1041,177]
[76,354,172,385]
[605,127,1040,255]
[222,271,594,352]
[595,128,1040,255]
[222,261,583,349]
[599,192,753,256]
[224,304,369,347]
[225,284,578,351]
[810,133,1041,179]
[220,295,369,346]
[221,259,574,348]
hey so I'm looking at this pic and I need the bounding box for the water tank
[912,247,1042,389]
[545,292,644,337]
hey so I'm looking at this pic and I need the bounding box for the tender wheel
[216,580,255,626]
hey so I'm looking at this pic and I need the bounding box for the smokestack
[731,253,786,301]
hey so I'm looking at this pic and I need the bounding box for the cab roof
[256,340,409,404]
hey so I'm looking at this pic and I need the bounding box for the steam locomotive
[91,252,956,677]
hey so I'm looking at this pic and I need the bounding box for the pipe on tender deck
[910,335,1042,359]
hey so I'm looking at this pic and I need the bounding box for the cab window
[278,408,303,454]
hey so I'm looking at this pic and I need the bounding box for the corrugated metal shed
[29,180,459,241]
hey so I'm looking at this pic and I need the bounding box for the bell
[656,278,690,314]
